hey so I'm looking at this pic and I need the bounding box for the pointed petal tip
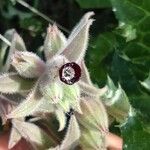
[87,19,95,27]
[85,11,95,19]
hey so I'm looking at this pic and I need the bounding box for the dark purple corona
[59,62,81,85]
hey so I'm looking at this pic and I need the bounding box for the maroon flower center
[59,62,81,85]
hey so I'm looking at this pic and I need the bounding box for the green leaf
[121,113,150,150]
[102,76,131,124]
[140,72,150,91]
[111,0,149,25]
[86,32,116,86]
[76,0,111,8]
[118,24,137,42]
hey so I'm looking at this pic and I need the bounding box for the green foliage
[83,0,150,149]
[0,0,150,149]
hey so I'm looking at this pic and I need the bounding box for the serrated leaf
[0,73,34,94]
[59,12,94,62]
[102,76,131,123]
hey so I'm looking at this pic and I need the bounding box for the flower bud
[44,24,67,59]
[76,98,108,133]
[80,127,107,150]
[12,51,46,78]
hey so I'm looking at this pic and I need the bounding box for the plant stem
[15,0,70,34]
[0,34,11,46]
[0,34,11,69]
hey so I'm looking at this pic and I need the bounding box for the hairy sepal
[44,24,67,60]
[55,107,66,131]
[11,119,54,149]
[59,84,82,114]
[80,61,93,85]
[8,125,22,149]
[80,127,107,150]
[59,12,94,62]
[3,30,26,71]
[0,95,16,124]
[40,81,63,104]
[79,81,99,98]
[76,98,108,133]
[0,73,34,94]
[7,84,54,118]
[12,51,46,78]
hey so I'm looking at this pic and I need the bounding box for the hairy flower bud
[76,98,108,133]
[44,24,67,59]
[11,51,46,78]
[80,127,107,150]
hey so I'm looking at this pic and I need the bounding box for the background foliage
[0,0,150,149]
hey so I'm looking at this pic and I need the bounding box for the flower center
[59,62,81,85]
[62,66,75,81]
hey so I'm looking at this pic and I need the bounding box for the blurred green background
[0,0,150,149]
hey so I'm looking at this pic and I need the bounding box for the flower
[0,12,96,131]
[0,12,110,150]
